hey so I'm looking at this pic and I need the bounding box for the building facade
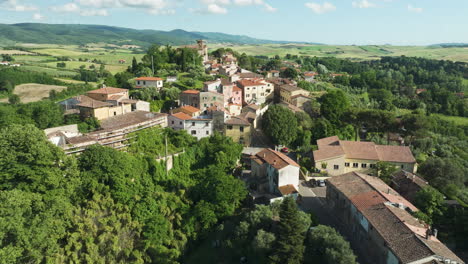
[135,77,163,89]
[237,79,274,105]
[313,136,418,176]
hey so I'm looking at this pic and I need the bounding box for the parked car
[317,179,326,187]
[309,179,316,187]
[281,147,289,153]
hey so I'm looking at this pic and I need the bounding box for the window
[370,164,375,168]
[246,94,250,98]
[362,163,367,168]
[334,165,339,170]
[179,121,183,125]
[191,130,196,135]
[213,97,216,100]
[266,89,271,93]
[143,81,146,85]
[401,165,404,169]
[206,131,209,135]
[205,122,209,126]
[345,162,350,167]
[171,120,174,124]
[227,125,233,130]
[114,111,117,116]
[353,163,359,168]
[192,122,195,126]
[204,104,207,107]
[240,126,244,132]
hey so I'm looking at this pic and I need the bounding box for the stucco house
[168,112,213,140]
[250,148,300,200]
[327,172,464,264]
[304,71,318,82]
[279,85,310,105]
[313,136,417,176]
[60,87,149,121]
[179,90,200,108]
[135,77,163,89]
[237,79,274,105]
[200,91,224,111]
[224,116,252,146]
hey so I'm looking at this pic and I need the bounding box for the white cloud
[263,3,276,12]
[76,0,173,15]
[1,0,37,11]
[201,0,231,5]
[51,3,80,13]
[305,2,336,14]
[233,0,264,6]
[408,4,422,13]
[207,3,227,14]
[32,13,44,20]
[352,0,376,9]
[80,9,109,16]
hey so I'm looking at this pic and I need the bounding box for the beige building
[313,136,417,176]
[224,116,252,146]
[279,85,310,105]
[172,105,201,117]
[237,79,274,105]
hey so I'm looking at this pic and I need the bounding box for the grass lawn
[21,65,77,77]
[433,114,468,126]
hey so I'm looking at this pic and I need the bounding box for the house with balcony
[168,112,213,140]
[237,79,274,105]
[313,136,417,176]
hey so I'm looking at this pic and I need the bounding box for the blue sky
[0,0,467,45]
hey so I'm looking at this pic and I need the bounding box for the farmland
[209,44,468,62]
[4,83,68,103]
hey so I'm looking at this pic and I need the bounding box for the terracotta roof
[221,78,233,86]
[238,72,263,79]
[177,105,200,114]
[75,95,113,109]
[278,185,298,195]
[313,136,416,163]
[376,145,417,163]
[239,111,257,124]
[253,148,299,170]
[171,112,192,120]
[135,77,163,81]
[120,99,139,104]
[182,89,200,95]
[87,87,128,95]
[108,94,125,101]
[328,172,464,264]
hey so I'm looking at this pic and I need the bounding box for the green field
[10,44,145,75]
[209,44,468,62]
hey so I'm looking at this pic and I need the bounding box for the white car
[317,180,326,187]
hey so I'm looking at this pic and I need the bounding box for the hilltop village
[1,39,467,264]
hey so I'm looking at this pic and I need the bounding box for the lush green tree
[372,161,397,184]
[0,190,73,264]
[0,80,14,93]
[58,193,145,263]
[270,197,307,264]
[281,67,298,79]
[414,187,445,220]
[0,124,78,193]
[253,229,276,250]
[8,94,20,104]
[262,105,298,146]
[320,90,349,125]
[2,54,14,61]
[419,157,465,191]
[304,225,357,264]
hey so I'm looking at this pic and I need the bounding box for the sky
[0,0,467,45]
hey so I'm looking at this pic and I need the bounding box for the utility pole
[151,55,155,76]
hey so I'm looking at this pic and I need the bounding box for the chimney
[273,160,277,166]
[425,229,431,239]
[433,229,438,238]
[263,153,266,158]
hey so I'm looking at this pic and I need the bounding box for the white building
[0,61,9,66]
[251,148,300,200]
[237,79,274,105]
[135,77,163,89]
[168,112,213,140]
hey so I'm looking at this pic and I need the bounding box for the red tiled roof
[182,89,200,95]
[253,148,299,170]
[237,79,264,87]
[179,105,200,113]
[171,112,192,120]
[278,184,298,195]
[87,87,128,94]
[135,77,163,81]
[313,136,416,163]
[232,85,242,92]
[75,95,112,109]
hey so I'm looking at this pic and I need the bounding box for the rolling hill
[0,23,316,46]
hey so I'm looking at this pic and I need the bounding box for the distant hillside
[430,43,468,48]
[0,23,316,46]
